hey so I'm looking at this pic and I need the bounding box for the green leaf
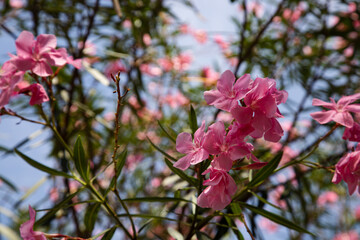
[147,137,177,162]
[189,105,198,134]
[224,216,244,240]
[117,214,178,222]
[157,120,176,143]
[98,226,117,240]
[248,152,283,188]
[84,203,101,233]
[15,149,73,178]
[35,187,84,227]
[74,136,89,182]
[122,197,192,203]
[239,203,315,236]
[0,175,18,192]
[165,158,198,187]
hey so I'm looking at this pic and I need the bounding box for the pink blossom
[355,206,360,220]
[11,31,68,77]
[151,177,162,188]
[78,40,96,56]
[213,35,230,50]
[204,70,251,112]
[174,121,209,170]
[258,218,278,233]
[332,147,360,195]
[316,191,338,206]
[201,67,219,86]
[179,24,190,34]
[19,83,49,105]
[203,121,254,171]
[20,206,46,240]
[192,29,207,44]
[231,76,288,142]
[333,231,358,240]
[66,56,82,69]
[270,185,287,209]
[122,19,132,28]
[160,91,189,109]
[143,34,152,46]
[343,122,360,142]
[197,167,237,210]
[140,64,162,77]
[10,0,24,8]
[247,2,264,18]
[157,58,173,72]
[0,61,24,108]
[310,93,360,128]
[104,61,126,77]
[172,53,192,72]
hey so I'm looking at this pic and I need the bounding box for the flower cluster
[174,70,288,210]
[311,94,360,194]
[0,31,81,109]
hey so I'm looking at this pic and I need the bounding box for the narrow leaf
[165,158,198,187]
[248,152,283,188]
[224,216,244,240]
[157,120,176,143]
[74,136,89,182]
[240,203,315,236]
[189,105,198,134]
[84,203,101,233]
[122,197,192,203]
[147,137,177,162]
[35,187,84,227]
[99,226,117,240]
[15,149,73,178]
[0,175,18,192]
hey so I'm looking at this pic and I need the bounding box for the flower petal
[310,110,336,125]
[176,132,193,154]
[15,31,35,58]
[217,70,234,95]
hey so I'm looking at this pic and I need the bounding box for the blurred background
[0,0,360,239]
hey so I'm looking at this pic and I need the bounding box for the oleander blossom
[174,121,209,170]
[310,93,360,128]
[203,121,255,171]
[332,146,360,195]
[231,75,288,142]
[204,70,251,112]
[20,206,46,240]
[0,61,24,108]
[197,167,237,210]
[10,31,69,77]
[19,83,49,105]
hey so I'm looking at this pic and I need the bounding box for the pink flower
[10,0,24,8]
[204,70,251,112]
[172,53,192,72]
[203,121,254,171]
[316,191,338,206]
[201,67,219,86]
[231,76,288,142]
[20,206,46,240]
[310,93,360,128]
[354,206,360,220]
[333,231,358,240]
[343,122,360,142]
[11,31,68,77]
[104,61,127,77]
[213,35,230,50]
[258,218,278,233]
[0,61,24,108]
[192,29,207,44]
[143,34,152,46]
[78,40,96,56]
[332,147,360,195]
[174,121,209,170]
[19,83,49,105]
[197,167,237,210]
[179,24,190,34]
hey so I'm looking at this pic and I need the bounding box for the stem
[276,123,340,173]
[240,213,255,240]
